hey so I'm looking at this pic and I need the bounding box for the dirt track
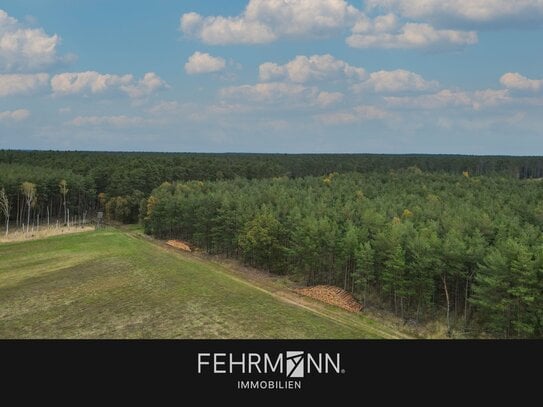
[130,230,412,339]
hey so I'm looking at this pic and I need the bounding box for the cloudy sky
[1,0,542,154]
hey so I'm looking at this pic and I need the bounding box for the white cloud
[316,112,359,125]
[365,0,543,28]
[0,73,49,96]
[259,54,366,83]
[185,52,226,75]
[391,90,470,109]
[385,89,510,110]
[207,103,254,114]
[0,9,17,28]
[148,101,184,115]
[0,9,61,72]
[51,71,132,95]
[147,101,254,123]
[500,72,543,93]
[179,1,488,51]
[51,71,167,98]
[220,81,346,110]
[354,69,438,93]
[316,91,344,107]
[347,22,477,49]
[220,82,316,104]
[257,55,437,97]
[316,105,389,125]
[68,115,148,128]
[121,72,169,98]
[0,108,30,122]
[181,12,276,45]
[351,13,400,34]
[180,0,361,45]
[471,89,511,109]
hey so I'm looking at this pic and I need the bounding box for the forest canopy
[142,172,543,338]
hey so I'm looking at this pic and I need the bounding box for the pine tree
[354,241,374,307]
[383,243,406,316]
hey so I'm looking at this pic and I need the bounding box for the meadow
[0,229,405,339]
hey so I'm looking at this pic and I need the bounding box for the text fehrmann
[197,351,342,391]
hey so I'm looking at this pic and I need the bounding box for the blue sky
[0,0,542,154]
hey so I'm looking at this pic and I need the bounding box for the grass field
[0,229,406,339]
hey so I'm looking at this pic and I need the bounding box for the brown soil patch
[166,240,192,252]
[295,285,363,313]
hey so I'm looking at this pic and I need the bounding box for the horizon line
[2,149,543,158]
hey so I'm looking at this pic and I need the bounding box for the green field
[0,229,405,339]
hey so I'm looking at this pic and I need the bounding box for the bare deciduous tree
[0,188,10,237]
[59,180,69,226]
[21,182,36,234]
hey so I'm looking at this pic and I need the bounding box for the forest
[2,150,543,225]
[142,172,542,338]
[1,150,542,338]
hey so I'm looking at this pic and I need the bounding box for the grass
[0,229,404,339]
[0,225,95,243]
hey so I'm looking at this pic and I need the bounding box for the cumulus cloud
[347,21,477,50]
[0,9,62,72]
[220,82,316,104]
[365,0,543,28]
[259,54,366,83]
[221,54,445,113]
[51,71,132,95]
[316,105,389,125]
[0,73,49,96]
[181,12,276,45]
[354,69,439,93]
[180,0,361,45]
[185,52,226,75]
[51,71,167,98]
[500,72,543,93]
[316,91,344,107]
[121,72,169,98]
[179,0,491,51]
[0,108,30,122]
[257,54,437,96]
[179,0,538,51]
[220,81,344,109]
[385,89,510,110]
[68,115,149,128]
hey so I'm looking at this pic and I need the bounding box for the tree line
[3,150,543,226]
[142,171,543,338]
[4,150,543,186]
[0,164,96,234]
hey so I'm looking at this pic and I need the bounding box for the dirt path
[126,230,412,339]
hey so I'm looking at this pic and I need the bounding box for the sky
[0,0,542,154]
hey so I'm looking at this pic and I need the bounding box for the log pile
[295,285,363,313]
[166,240,192,252]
